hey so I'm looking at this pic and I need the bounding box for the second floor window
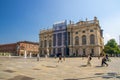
[82,35,86,45]
[57,33,62,46]
[49,40,52,47]
[75,36,79,45]
[44,40,47,47]
[90,34,95,44]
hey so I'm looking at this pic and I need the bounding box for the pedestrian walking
[54,54,57,59]
[58,53,62,63]
[87,54,92,66]
[101,54,109,67]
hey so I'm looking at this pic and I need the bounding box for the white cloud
[103,33,116,44]
[100,13,120,45]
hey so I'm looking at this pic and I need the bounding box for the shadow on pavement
[7,75,34,80]
[3,70,16,73]
[79,65,87,67]
[64,79,78,80]
[64,76,101,80]
[33,68,41,70]
[46,66,57,68]
[64,73,120,80]
[94,73,104,75]
[102,72,120,79]
[95,66,103,68]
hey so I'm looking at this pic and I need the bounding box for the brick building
[0,41,39,57]
[0,43,17,56]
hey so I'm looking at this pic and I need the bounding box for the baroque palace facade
[39,17,104,56]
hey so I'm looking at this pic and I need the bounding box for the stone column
[37,53,40,61]
[9,53,11,58]
[24,50,27,58]
[98,47,100,56]
[46,48,49,58]
[30,52,32,58]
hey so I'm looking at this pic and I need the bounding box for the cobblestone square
[0,57,120,80]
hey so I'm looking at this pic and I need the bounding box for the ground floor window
[58,48,62,53]
[91,49,94,56]
[83,49,86,56]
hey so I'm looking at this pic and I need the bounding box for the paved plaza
[0,56,120,80]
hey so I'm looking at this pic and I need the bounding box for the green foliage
[104,39,120,56]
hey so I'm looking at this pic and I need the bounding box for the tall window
[91,49,94,55]
[44,50,47,54]
[64,48,66,56]
[82,35,86,45]
[53,34,56,46]
[53,48,56,54]
[83,49,86,56]
[40,41,43,47]
[57,33,62,46]
[49,40,52,47]
[75,36,79,45]
[68,32,70,45]
[44,40,47,47]
[63,32,67,45]
[58,48,62,53]
[90,34,95,44]
[75,49,79,56]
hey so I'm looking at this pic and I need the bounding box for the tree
[104,39,120,56]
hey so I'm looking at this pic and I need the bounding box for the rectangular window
[76,32,78,34]
[40,41,43,47]
[64,48,66,56]
[63,32,67,45]
[53,48,56,54]
[53,34,56,46]
[82,31,85,33]
[57,33,62,46]
[58,48,62,53]
[44,40,47,47]
[90,30,94,32]
[83,49,86,56]
[68,32,70,45]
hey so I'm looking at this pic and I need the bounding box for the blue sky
[0,0,120,44]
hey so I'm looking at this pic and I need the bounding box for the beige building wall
[39,17,104,57]
[39,29,53,56]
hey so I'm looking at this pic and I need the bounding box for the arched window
[90,34,95,44]
[82,35,86,45]
[75,36,79,45]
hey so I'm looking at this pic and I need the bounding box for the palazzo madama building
[39,17,104,57]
